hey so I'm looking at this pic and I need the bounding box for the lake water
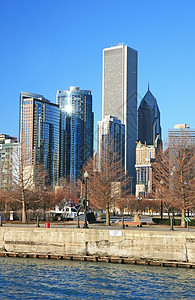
[0,257,194,299]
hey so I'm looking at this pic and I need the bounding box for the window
[24,100,30,105]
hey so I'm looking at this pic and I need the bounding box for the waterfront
[0,257,194,299]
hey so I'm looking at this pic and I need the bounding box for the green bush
[152,218,195,226]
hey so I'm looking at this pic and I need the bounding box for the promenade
[2,222,195,232]
[1,216,195,232]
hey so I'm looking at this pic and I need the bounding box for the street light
[160,180,164,220]
[83,171,89,228]
[168,205,174,231]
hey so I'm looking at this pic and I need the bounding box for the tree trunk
[106,206,110,226]
[181,199,186,228]
[180,178,186,228]
[21,190,27,223]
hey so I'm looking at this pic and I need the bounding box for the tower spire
[148,81,150,91]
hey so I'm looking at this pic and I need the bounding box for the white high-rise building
[102,44,137,184]
[97,115,125,171]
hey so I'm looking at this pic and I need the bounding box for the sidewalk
[1,221,195,232]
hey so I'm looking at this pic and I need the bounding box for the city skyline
[0,0,195,144]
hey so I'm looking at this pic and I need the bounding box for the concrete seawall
[0,227,195,265]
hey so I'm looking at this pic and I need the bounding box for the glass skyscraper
[138,86,162,147]
[20,92,60,187]
[56,86,94,182]
[102,44,137,183]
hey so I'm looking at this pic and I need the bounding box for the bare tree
[54,179,80,208]
[3,145,49,223]
[153,138,195,227]
[83,143,129,226]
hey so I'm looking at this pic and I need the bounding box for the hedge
[152,218,195,226]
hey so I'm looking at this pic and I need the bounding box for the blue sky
[0,0,195,147]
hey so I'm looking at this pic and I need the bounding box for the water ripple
[0,258,194,299]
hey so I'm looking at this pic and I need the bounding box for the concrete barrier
[0,227,194,264]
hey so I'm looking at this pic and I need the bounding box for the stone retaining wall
[0,227,194,263]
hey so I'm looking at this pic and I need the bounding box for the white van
[50,205,78,221]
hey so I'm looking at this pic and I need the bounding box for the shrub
[152,218,195,226]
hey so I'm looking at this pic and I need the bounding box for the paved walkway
[1,222,195,232]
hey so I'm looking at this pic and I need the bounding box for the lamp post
[168,205,174,231]
[160,200,163,220]
[83,171,89,228]
[160,180,164,220]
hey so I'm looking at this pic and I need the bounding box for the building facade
[97,115,125,171]
[56,86,94,182]
[0,134,19,189]
[168,124,195,147]
[135,142,156,197]
[20,92,60,187]
[102,44,137,184]
[138,86,162,147]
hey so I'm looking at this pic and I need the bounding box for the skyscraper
[102,44,137,181]
[136,86,161,196]
[0,134,19,189]
[138,86,162,147]
[56,86,94,182]
[20,92,60,187]
[97,115,125,171]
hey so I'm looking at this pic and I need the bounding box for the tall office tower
[0,134,19,189]
[169,124,195,146]
[97,115,125,171]
[102,44,137,182]
[56,86,94,182]
[20,92,60,187]
[138,86,162,147]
